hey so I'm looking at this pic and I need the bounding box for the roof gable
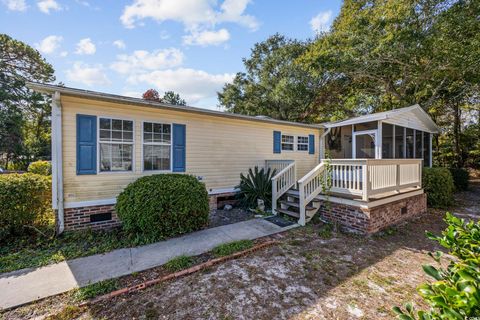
[323,105,439,133]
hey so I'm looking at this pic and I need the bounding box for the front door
[353,130,376,159]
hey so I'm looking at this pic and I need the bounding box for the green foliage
[422,167,454,208]
[236,166,276,209]
[0,173,52,240]
[218,34,346,123]
[28,160,52,175]
[394,213,480,319]
[0,34,55,169]
[163,90,186,106]
[449,168,469,191]
[164,255,194,272]
[73,279,119,301]
[212,239,254,257]
[116,174,209,243]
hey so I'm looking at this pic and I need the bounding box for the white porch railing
[266,160,296,215]
[297,163,326,225]
[327,159,423,201]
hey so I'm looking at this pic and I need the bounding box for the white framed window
[297,136,309,151]
[99,118,134,172]
[143,122,171,171]
[281,134,294,151]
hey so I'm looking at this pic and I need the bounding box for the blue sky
[1,0,342,109]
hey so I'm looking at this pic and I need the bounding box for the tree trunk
[453,103,462,168]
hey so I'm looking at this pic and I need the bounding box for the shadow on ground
[5,182,480,319]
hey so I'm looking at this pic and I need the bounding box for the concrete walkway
[0,218,297,310]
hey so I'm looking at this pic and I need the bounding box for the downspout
[51,91,64,234]
[319,127,331,161]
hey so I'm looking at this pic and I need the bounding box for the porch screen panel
[382,123,394,158]
[423,132,430,166]
[415,130,423,159]
[406,128,414,158]
[395,125,405,158]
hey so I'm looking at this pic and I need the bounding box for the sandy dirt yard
[3,181,479,320]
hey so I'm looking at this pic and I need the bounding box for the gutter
[51,91,64,234]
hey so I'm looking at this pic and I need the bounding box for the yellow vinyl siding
[61,96,322,204]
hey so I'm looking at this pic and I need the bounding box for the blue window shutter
[172,123,186,172]
[309,134,315,154]
[273,131,281,154]
[76,114,97,175]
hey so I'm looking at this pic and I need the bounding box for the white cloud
[37,0,61,13]
[310,10,333,33]
[128,68,234,104]
[120,0,258,46]
[183,28,230,46]
[60,51,68,57]
[111,48,184,74]
[35,35,63,54]
[65,62,110,86]
[3,0,27,11]
[113,40,126,49]
[75,38,96,55]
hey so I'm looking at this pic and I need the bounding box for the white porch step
[285,190,321,202]
[279,200,316,211]
[276,208,315,219]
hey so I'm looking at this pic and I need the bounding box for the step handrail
[271,161,296,214]
[297,162,326,226]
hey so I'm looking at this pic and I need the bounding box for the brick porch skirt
[317,193,427,234]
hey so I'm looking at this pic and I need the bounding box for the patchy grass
[44,305,84,320]
[164,255,194,272]
[72,279,120,302]
[0,228,136,273]
[318,223,334,239]
[212,239,254,257]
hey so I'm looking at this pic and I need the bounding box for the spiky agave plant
[236,166,277,209]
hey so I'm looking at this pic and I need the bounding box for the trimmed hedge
[28,160,52,176]
[422,167,455,208]
[0,173,52,240]
[449,168,469,191]
[116,174,209,243]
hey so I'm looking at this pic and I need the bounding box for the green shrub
[0,173,52,240]
[449,168,469,191]
[212,239,253,257]
[116,174,209,243]
[28,160,52,176]
[236,166,277,209]
[394,213,480,319]
[422,167,455,208]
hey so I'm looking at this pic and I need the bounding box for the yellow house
[29,83,439,234]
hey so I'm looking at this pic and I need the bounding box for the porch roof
[322,104,440,133]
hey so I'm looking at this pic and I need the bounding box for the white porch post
[377,121,382,159]
[352,124,356,159]
[429,133,433,167]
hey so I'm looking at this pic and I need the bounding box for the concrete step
[279,200,316,211]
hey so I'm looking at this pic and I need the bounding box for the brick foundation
[318,193,427,234]
[63,192,239,231]
[64,204,120,231]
